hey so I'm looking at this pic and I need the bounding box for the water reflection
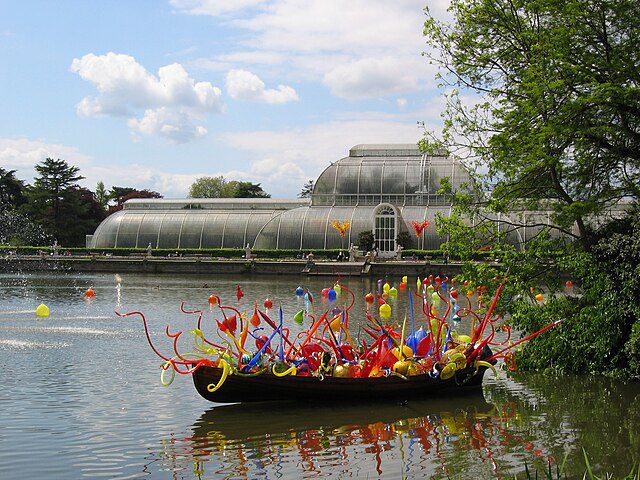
[152,393,558,479]
[1,273,639,479]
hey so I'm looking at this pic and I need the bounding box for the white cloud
[127,107,208,143]
[323,57,420,99]
[397,98,408,108]
[225,69,298,104]
[0,138,91,179]
[70,52,223,142]
[182,0,443,99]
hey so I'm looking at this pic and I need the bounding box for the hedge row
[0,245,493,261]
[0,245,348,260]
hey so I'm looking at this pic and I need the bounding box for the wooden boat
[192,363,489,403]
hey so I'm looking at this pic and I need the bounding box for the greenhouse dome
[88,144,528,254]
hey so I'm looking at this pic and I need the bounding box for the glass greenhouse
[88,144,530,254]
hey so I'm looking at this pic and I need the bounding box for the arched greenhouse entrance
[373,204,397,257]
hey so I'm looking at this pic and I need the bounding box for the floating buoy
[321,288,330,297]
[263,298,273,309]
[208,294,218,305]
[327,289,337,302]
[84,288,95,298]
[36,304,50,317]
[365,293,375,304]
[450,289,459,300]
[295,286,304,296]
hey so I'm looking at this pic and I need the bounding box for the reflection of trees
[145,394,568,479]
[486,374,640,478]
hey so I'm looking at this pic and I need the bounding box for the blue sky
[1,0,449,198]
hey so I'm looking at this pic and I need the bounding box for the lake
[0,271,638,479]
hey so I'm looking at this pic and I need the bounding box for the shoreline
[0,254,479,277]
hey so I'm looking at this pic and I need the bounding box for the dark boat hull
[192,365,487,403]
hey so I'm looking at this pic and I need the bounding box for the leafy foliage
[189,176,270,198]
[298,179,314,198]
[232,181,270,198]
[509,215,639,378]
[20,158,100,246]
[395,231,413,249]
[106,189,162,216]
[357,230,375,251]
[423,0,640,248]
[94,181,109,208]
[0,168,26,210]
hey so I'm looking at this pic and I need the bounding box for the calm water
[0,271,638,479]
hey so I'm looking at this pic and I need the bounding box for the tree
[189,176,235,198]
[95,181,109,208]
[396,231,413,250]
[423,0,640,249]
[0,168,26,210]
[189,176,271,198]
[298,180,314,198]
[53,186,106,246]
[19,159,107,246]
[108,186,137,206]
[230,181,271,198]
[422,0,640,377]
[30,157,83,220]
[22,158,86,244]
[106,189,163,216]
[357,230,375,251]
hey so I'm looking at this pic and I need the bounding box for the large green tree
[422,0,640,377]
[21,158,105,246]
[423,0,640,248]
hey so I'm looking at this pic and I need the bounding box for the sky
[0,0,450,199]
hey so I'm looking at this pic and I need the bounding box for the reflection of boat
[192,364,489,403]
[191,393,494,441]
